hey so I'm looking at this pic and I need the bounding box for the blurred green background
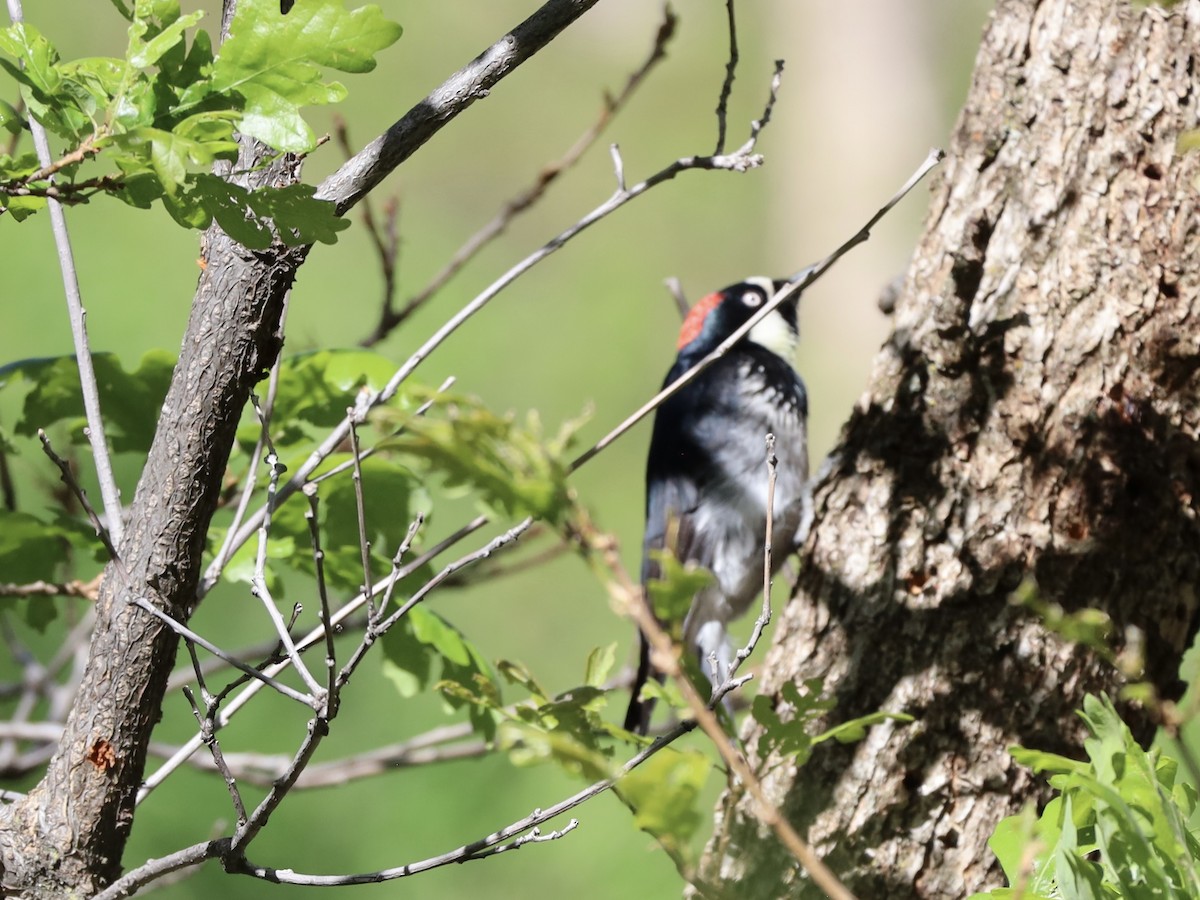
[1,1,993,896]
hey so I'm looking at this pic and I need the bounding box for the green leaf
[498,659,550,705]
[752,678,834,763]
[813,710,914,745]
[0,510,74,586]
[498,720,614,781]
[2,351,174,455]
[225,451,429,595]
[128,6,203,69]
[209,0,402,152]
[245,182,349,246]
[380,606,497,739]
[246,350,401,449]
[584,643,617,689]
[619,748,712,860]
[0,23,62,97]
[977,694,1200,898]
[646,550,713,631]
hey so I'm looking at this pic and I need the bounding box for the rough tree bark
[700,0,1200,897]
[0,1,599,895]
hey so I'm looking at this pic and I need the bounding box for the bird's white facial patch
[749,309,798,363]
[740,276,797,362]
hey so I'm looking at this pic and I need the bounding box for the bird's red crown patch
[677,291,723,349]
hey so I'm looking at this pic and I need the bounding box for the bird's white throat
[748,310,798,366]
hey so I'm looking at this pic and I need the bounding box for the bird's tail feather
[623,630,662,734]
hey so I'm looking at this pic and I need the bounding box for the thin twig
[333,117,402,336]
[0,578,99,600]
[158,726,487,789]
[729,434,777,682]
[336,518,534,691]
[140,515,492,802]
[714,0,739,155]
[37,430,119,562]
[7,0,124,545]
[229,701,331,855]
[347,419,375,622]
[377,514,425,618]
[248,404,325,701]
[302,486,338,701]
[93,839,230,900]
[1,175,123,203]
[130,597,313,707]
[181,663,249,828]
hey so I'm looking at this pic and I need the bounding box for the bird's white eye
[741,290,763,308]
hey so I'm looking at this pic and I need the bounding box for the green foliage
[0,350,174,454]
[618,747,713,863]
[751,678,913,766]
[379,387,589,531]
[646,549,713,634]
[0,0,399,238]
[382,605,499,740]
[234,348,402,453]
[1011,580,1116,663]
[383,613,624,780]
[0,510,102,631]
[972,694,1200,900]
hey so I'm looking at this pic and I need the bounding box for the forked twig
[359,6,680,346]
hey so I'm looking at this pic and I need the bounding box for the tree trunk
[0,143,301,898]
[700,0,1200,897]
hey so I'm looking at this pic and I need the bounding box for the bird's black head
[675,276,799,359]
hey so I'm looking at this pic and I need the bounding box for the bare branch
[728,434,777,683]
[37,430,119,562]
[229,703,331,856]
[302,485,338,697]
[714,0,739,155]
[347,419,375,622]
[141,515,491,801]
[93,839,229,900]
[130,597,313,707]
[316,0,606,215]
[8,0,123,544]
[0,578,99,600]
[181,674,248,828]
[157,725,487,789]
[337,518,534,690]
[359,6,678,346]
[332,117,402,334]
[249,411,325,700]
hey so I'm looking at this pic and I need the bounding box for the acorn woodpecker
[624,276,810,734]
